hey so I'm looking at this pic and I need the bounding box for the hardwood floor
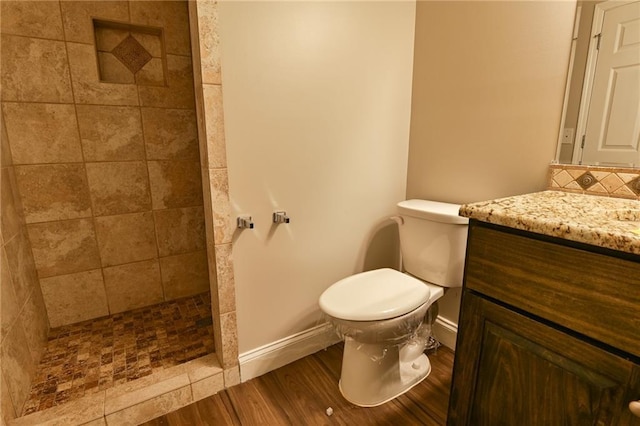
[142,344,454,425]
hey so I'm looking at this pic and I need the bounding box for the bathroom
[2,0,639,424]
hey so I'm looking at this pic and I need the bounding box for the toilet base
[338,338,432,407]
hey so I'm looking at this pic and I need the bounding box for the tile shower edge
[9,354,226,425]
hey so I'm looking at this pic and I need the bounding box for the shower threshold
[22,293,215,416]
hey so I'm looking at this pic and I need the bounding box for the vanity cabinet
[448,220,640,425]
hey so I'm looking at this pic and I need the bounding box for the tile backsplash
[548,164,640,200]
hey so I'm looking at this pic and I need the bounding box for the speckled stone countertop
[459,190,640,255]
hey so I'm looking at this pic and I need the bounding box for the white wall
[219,1,416,359]
[407,0,576,340]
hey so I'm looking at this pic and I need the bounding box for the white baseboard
[239,323,340,383]
[433,316,458,350]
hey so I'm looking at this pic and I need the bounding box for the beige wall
[407,0,576,328]
[1,0,209,329]
[218,1,416,355]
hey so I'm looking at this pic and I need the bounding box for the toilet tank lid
[397,199,469,224]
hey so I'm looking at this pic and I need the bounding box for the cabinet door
[448,293,640,426]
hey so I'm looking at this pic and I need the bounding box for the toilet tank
[397,200,469,287]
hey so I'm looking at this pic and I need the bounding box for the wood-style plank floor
[142,343,454,425]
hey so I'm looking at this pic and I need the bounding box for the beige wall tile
[28,218,101,278]
[139,55,195,109]
[103,260,163,314]
[104,382,192,425]
[1,35,72,103]
[1,118,12,168]
[1,319,35,416]
[95,212,157,267]
[219,311,238,368]
[1,248,19,343]
[195,1,221,85]
[129,1,191,56]
[135,58,165,86]
[1,167,23,241]
[209,168,233,245]
[159,250,209,300]
[15,164,92,223]
[67,42,139,106]
[98,52,136,84]
[135,33,163,58]
[86,162,151,216]
[214,243,235,315]
[141,108,199,161]
[148,161,203,209]
[76,105,145,162]
[1,373,16,424]
[154,207,205,257]
[2,103,83,164]
[19,288,49,366]
[4,230,39,307]
[40,269,108,327]
[0,1,64,40]
[95,26,128,52]
[60,0,129,44]
[202,84,227,168]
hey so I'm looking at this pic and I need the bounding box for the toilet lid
[319,268,431,321]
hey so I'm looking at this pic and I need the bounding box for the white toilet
[319,199,469,407]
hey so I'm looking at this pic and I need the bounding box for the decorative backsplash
[548,164,640,200]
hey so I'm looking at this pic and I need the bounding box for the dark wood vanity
[448,220,640,425]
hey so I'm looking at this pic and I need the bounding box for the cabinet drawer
[464,222,640,357]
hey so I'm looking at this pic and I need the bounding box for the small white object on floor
[326,407,333,416]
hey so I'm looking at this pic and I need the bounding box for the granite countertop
[459,190,640,255]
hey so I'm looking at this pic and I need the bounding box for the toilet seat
[319,268,430,321]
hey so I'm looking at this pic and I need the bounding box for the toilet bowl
[319,200,468,407]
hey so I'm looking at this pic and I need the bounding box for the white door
[581,0,640,166]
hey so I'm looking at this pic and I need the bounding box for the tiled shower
[1,0,238,422]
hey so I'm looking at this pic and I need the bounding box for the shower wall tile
[103,260,163,313]
[139,55,195,109]
[60,0,129,44]
[129,1,191,56]
[214,244,235,315]
[141,108,199,161]
[40,269,109,327]
[193,0,221,85]
[1,373,16,424]
[160,251,209,300]
[95,212,157,267]
[1,319,35,416]
[154,207,205,257]
[219,311,238,369]
[0,35,73,103]
[202,85,227,168]
[0,1,64,40]
[28,219,101,278]
[86,162,151,216]
[1,167,22,241]
[97,51,136,84]
[148,161,203,209]
[2,103,83,165]
[67,42,139,106]
[136,58,166,87]
[2,118,12,168]
[76,105,145,162]
[1,248,19,343]
[4,230,39,307]
[208,168,233,245]
[20,289,49,366]
[15,164,92,223]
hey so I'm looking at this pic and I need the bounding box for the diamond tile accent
[627,176,640,195]
[575,172,597,190]
[111,35,152,74]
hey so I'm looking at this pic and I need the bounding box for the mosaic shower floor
[23,293,215,415]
